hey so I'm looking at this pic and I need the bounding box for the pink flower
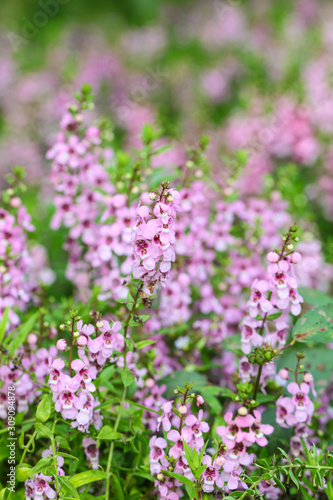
[287,382,314,423]
[241,410,274,447]
[157,401,173,432]
[82,437,99,470]
[182,410,209,449]
[216,412,247,449]
[276,396,297,428]
[201,455,224,493]
[248,279,272,318]
[149,436,168,474]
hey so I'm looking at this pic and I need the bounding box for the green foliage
[293,304,333,343]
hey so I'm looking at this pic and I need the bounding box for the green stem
[7,431,37,500]
[50,417,61,496]
[123,286,142,369]
[105,386,127,499]
[105,283,142,498]
[252,365,263,401]
[124,441,141,491]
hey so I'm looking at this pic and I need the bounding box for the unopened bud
[303,372,313,383]
[267,251,279,263]
[279,368,289,380]
[27,333,37,345]
[96,320,104,328]
[77,335,87,346]
[196,395,204,406]
[157,473,164,481]
[73,330,80,338]
[287,244,294,251]
[10,197,21,208]
[149,192,157,201]
[238,406,248,416]
[167,195,173,202]
[214,455,225,467]
[291,251,301,264]
[145,377,155,389]
[179,404,187,414]
[59,324,65,331]
[56,339,67,351]
[186,160,194,169]
[174,389,179,394]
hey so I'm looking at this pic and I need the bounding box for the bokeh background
[1,0,333,297]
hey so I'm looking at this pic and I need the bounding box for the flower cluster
[0,194,35,329]
[132,182,181,290]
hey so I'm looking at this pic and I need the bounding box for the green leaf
[136,340,156,349]
[57,452,79,462]
[0,307,10,343]
[194,463,207,480]
[273,475,286,492]
[36,395,51,423]
[288,469,299,490]
[183,440,198,469]
[121,368,135,387]
[29,456,53,477]
[185,483,198,499]
[7,311,39,355]
[97,425,122,441]
[58,476,80,499]
[292,304,333,343]
[70,470,106,488]
[34,422,53,439]
[300,485,313,500]
[163,471,194,488]
[277,448,291,463]
[160,370,207,398]
[299,287,333,307]
[16,464,32,481]
[125,400,161,414]
[111,473,124,500]
[267,312,283,320]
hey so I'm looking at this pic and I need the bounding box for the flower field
[1,1,333,499]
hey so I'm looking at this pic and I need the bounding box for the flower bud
[10,197,21,208]
[96,320,104,328]
[267,251,279,263]
[174,389,179,394]
[27,333,37,345]
[145,377,155,389]
[59,323,65,331]
[73,330,80,338]
[196,395,204,406]
[167,195,173,202]
[186,160,194,169]
[157,473,164,481]
[179,404,187,414]
[214,455,225,467]
[303,372,313,383]
[286,243,294,251]
[77,335,87,346]
[278,368,289,380]
[291,251,301,264]
[57,339,67,351]
[149,192,157,201]
[238,406,248,416]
